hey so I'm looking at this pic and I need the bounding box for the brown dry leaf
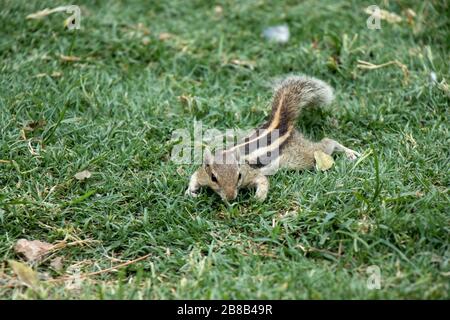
[50,257,64,271]
[26,6,70,20]
[159,32,174,41]
[14,239,53,262]
[74,170,92,181]
[314,151,334,171]
[60,54,81,62]
[8,260,40,289]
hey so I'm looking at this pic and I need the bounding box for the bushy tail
[262,75,334,134]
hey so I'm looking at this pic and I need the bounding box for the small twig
[297,244,340,257]
[46,253,152,283]
[49,239,99,252]
[1,253,152,289]
[357,59,409,84]
[38,239,100,265]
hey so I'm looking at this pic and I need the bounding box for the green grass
[0,0,449,299]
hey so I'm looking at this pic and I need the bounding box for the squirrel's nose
[224,189,237,201]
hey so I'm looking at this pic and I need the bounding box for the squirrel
[185,75,360,202]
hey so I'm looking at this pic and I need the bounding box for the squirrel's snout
[221,189,238,202]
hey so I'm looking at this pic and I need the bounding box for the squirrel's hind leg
[280,132,360,170]
[319,138,360,160]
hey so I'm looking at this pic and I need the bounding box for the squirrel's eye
[211,174,218,183]
[238,173,242,180]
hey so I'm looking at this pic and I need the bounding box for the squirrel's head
[203,148,243,202]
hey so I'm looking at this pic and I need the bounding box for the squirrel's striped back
[227,75,334,167]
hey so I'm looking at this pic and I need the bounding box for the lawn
[0,0,448,299]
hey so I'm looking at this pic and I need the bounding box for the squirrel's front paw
[255,193,267,202]
[253,175,269,202]
[255,187,268,202]
[185,188,199,198]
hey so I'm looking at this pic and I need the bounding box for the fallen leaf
[159,32,173,41]
[26,6,70,20]
[50,257,64,271]
[8,260,40,289]
[60,54,81,62]
[14,239,53,262]
[74,170,92,181]
[314,151,334,171]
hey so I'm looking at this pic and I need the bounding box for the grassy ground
[0,0,449,299]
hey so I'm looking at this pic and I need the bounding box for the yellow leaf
[8,260,40,289]
[314,151,334,171]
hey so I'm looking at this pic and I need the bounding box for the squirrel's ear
[203,147,213,166]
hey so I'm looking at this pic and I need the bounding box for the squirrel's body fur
[186,75,360,202]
